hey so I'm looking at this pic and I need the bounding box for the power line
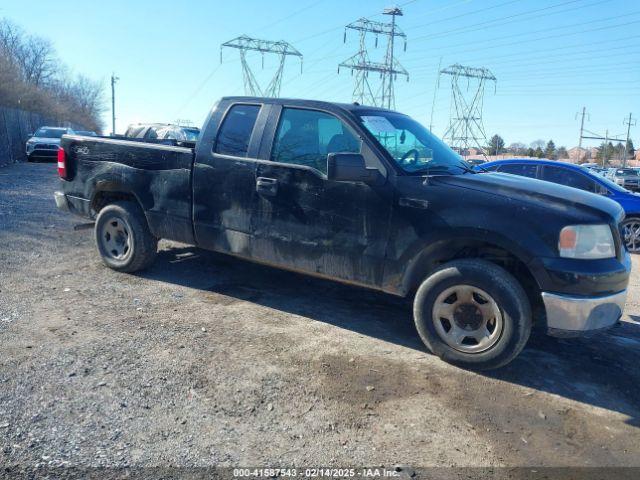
[412,0,597,42]
[254,0,324,34]
[406,12,640,59]
[404,33,640,72]
[404,0,522,31]
[623,113,637,167]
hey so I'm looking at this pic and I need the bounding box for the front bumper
[543,289,627,337]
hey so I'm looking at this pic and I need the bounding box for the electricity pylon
[439,64,496,156]
[338,7,408,109]
[220,35,302,98]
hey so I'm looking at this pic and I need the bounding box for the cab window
[214,104,261,157]
[271,108,361,175]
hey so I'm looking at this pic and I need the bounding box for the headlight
[559,224,615,259]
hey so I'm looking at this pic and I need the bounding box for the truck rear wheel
[94,201,158,272]
[413,259,531,370]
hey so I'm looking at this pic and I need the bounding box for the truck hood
[435,172,624,222]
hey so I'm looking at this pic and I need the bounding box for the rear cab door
[192,100,270,255]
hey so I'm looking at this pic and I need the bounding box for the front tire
[95,201,158,272]
[413,259,531,370]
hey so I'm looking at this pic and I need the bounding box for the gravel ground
[1,162,639,472]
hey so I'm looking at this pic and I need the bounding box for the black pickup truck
[54,97,631,369]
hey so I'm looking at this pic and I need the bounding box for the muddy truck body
[55,97,631,369]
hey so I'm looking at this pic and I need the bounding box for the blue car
[476,159,640,252]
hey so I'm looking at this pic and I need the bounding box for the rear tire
[413,259,531,370]
[94,201,157,272]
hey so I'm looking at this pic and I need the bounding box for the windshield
[616,168,637,176]
[34,128,67,138]
[357,111,467,174]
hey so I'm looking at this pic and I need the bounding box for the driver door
[251,106,392,287]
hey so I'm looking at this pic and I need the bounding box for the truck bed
[60,135,196,244]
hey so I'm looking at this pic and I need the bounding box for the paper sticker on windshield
[361,116,396,133]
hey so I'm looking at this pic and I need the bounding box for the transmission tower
[220,35,302,98]
[439,64,497,156]
[338,7,408,109]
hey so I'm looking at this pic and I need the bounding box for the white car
[26,126,75,161]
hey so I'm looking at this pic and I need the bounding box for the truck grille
[34,143,58,150]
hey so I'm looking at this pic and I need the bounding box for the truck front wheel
[94,201,158,272]
[413,259,531,370]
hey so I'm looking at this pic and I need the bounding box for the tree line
[487,134,635,163]
[0,18,104,132]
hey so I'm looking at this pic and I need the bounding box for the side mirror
[327,153,384,184]
[27,133,33,138]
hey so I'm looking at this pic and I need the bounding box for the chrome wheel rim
[100,217,131,260]
[432,285,504,354]
[622,220,640,252]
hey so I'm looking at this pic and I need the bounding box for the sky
[2,0,639,148]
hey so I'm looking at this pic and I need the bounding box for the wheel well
[91,190,139,217]
[408,241,544,323]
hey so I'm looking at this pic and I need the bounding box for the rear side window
[542,166,598,192]
[214,104,261,157]
[498,163,538,178]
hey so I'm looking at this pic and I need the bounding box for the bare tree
[0,17,104,132]
[508,142,526,155]
[530,139,545,150]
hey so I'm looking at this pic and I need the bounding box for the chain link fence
[0,107,82,167]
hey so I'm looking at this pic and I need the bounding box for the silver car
[612,168,640,191]
[26,126,75,161]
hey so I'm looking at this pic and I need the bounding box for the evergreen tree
[534,147,544,158]
[626,139,635,159]
[544,140,556,159]
[488,134,505,155]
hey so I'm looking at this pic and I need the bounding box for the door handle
[256,177,278,197]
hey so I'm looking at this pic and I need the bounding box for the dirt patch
[1,162,639,470]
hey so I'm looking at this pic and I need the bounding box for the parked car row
[477,159,640,252]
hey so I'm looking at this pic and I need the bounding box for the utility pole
[576,106,587,149]
[577,110,625,166]
[623,112,636,168]
[429,57,442,132]
[111,73,119,136]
